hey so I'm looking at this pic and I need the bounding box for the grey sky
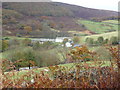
[0,0,119,11]
[53,0,119,11]
[0,0,51,2]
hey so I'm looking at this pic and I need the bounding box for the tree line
[85,36,119,46]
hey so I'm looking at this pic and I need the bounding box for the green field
[80,31,118,43]
[102,20,118,24]
[77,19,118,34]
[3,36,32,40]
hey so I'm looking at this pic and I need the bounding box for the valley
[1,2,119,89]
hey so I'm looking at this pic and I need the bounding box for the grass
[4,60,115,78]
[51,28,60,32]
[77,19,118,34]
[3,36,27,40]
[0,53,2,59]
[3,45,117,84]
[60,60,113,68]
[87,46,101,51]
[79,31,118,43]
[102,20,118,24]
[4,60,117,84]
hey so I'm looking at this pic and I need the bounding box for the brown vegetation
[2,45,119,88]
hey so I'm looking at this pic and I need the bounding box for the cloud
[0,0,51,2]
[53,0,119,11]
[0,0,119,11]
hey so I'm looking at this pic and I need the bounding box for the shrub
[85,37,94,45]
[103,38,109,44]
[109,36,118,45]
[35,50,61,67]
[16,33,22,37]
[70,46,96,62]
[2,46,119,88]
[4,37,10,40]
[2,40,9,52]
[21,38,31,46]
[62,38,68,47]
[5,44,61,69]
[6,47,36,68]
[9,39,20,47]
[73,36,80,44]
[95,46,112,60]
[33,41,40,50]
[97,36,104,45]
[93,40,99,45]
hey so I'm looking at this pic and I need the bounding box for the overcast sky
[53,0,119,11]
[1,0,119,11]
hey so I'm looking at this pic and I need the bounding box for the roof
[73,44,81,47]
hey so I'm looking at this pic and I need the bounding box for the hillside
[2,2,118,38]
[3,2,117,18]
[77,19,118,34]
[80,31,118,43]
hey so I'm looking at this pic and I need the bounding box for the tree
[93,40,99,46]
[21,38,31,46]
[62,38,68,47]
[24,49,36,69]
[110,36,118,45]
[97,36,104,45]
[73,36,80,44]
[33,41,40,50]
[24,26,32,34]
[35,50,61,67]
[49,21,56,28]
[2,40,9,52]
[7,47,36,68]
[103,39,109,44]
[42,41,54,49]
[70,46,96,62]
[85,37,94,45]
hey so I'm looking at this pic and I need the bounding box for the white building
[55,37,72,42]
[65,42,72,47]
[31,37,72,43]
[31,38,55,43]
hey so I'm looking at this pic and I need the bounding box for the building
[65,42,72,47]
[31,37,72,43]
[73,44,81,48]
[31,38,55,43]
[55,37,72,42]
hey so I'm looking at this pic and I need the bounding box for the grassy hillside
[4,60,113,76]
[2,2,118,37]
[80,31,118,43]
[77,19,118,34]
[102,20,118,24]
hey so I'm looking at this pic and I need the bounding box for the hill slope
[3,2,117,18]
[2,2,118,37]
